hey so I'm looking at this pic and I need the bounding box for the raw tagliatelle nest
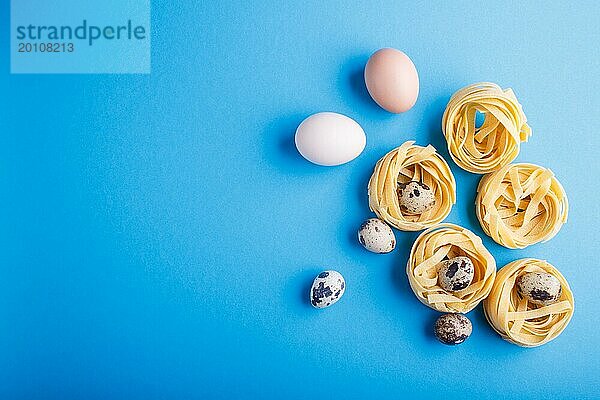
[406,223,496,313]
[367,141,456,231]
[475,163,568,249]
[483,258,574,347]
[442,82,532,174]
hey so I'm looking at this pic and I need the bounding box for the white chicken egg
[295,112,366,166]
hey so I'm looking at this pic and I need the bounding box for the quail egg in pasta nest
[397,181,435,215]
[517,272,562,306]
[438,256,475,292]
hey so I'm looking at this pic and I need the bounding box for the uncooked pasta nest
[368,141,456,231]
[406,223,496,313]
[475,163,568,249]
[483,258,574,347]
[442,82,532,174]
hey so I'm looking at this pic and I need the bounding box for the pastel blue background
[1,1,599,399]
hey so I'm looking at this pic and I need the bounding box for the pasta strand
[475,163,568,249]
[442,82,531,173]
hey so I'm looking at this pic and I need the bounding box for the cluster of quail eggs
[359,182,473,345]
[434,257,476,344]
[309,182,431,303]
[308,175,565,346]
[313,184,564,346]
[310,180,478,345]
[310,181,435,310]
[353,206,563,345]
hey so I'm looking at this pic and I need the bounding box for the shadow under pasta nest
[389,230,422,305]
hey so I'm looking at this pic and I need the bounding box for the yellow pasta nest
[475,163,568,249]
[406,223,496,313]
[484,258,574,347]
[442,82,532,173]
[368,141,456,231]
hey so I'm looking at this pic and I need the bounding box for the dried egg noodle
[406,223,496,313]
[484,258,574,347]
[476,163,568,249]
[368,141,456,231]
[442,82,531,173]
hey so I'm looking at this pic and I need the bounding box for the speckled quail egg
[434,313,472,345]
[310,270,346,309]
[358,218,396,253]
[397,181,435,214]
[517,272,562,306]
[438,256,475,292]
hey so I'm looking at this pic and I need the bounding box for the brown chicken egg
[364,48,419,113]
